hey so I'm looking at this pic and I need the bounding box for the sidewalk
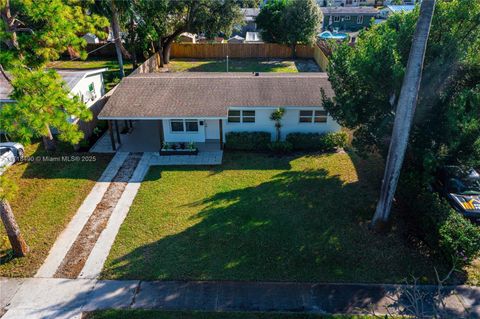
[1,277,479,318]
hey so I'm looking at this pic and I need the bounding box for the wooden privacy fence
[171,43,315,59]
[313,43,330,71]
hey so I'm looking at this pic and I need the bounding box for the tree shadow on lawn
[103,152,449,284]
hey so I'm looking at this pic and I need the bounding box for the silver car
[0,142,24,175]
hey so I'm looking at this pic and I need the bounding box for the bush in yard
[286,131,348,151]
[225,132,271,151]
[399,176,480,267]
[268,141,293,154]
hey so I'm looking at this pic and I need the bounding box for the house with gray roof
[320,6,378,31]
[97,72,341,152]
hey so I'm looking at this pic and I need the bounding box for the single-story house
[317,0,381,7]
[228,35,245,44]
[245,31,263,43]
[177,32,197,43]
[379,5,415,18]
[97,72,340,152]
[1,68,107,117]
[320,6,378,31]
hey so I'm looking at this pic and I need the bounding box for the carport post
[115,120,121,145]
[158,120,165,147]
[108,120,116,151]
[219,119,223,150]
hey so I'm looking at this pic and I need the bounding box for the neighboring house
[320,7,378,31]
[245,32,263,43]
[228,35,245,44]
[0,68,107,120]
[178,32,197,43]
[98,73,341,151]
[238,8,260,35]
[317,0,382,7]
[379,4,415,18]
[82,33,100,44]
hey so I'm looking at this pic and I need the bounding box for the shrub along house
[97,72,341,152]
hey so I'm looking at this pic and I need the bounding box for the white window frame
[170,119,199,133]
[299,110,328,124]
[228,110,256,123]
[333,16,341,22]
[344,16,351,21]
[357,15,364,24]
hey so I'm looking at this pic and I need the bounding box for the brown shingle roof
[98,72,334,119]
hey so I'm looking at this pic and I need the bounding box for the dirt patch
[54,153,142,279]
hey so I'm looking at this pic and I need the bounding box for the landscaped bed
[0,143,112,277]
[101,152,449,283]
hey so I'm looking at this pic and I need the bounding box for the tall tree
[134,0,242,65]
[256,0,321,57]
[0,68,92,150]
[372,0,436,229]
[0,0,108,150]
[0,175,28,257]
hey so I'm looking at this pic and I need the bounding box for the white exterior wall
[223,107,340,142]
[162,119,207,143]
[70,73,105,108]
[160,107,341,144]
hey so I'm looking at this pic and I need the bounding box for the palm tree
[371,0,437,230]
[270,108,285,142]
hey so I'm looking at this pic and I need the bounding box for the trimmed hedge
[225,132,271,151]
[286,131,348,151]
[400,176,480,266]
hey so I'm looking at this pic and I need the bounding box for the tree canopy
[256,0,321,55]
[322,0,480,174]
[133,0,242,64]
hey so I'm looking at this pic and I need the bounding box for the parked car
[0,142,24,175]
[433,166,480,222]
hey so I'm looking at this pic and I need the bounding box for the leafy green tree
[0,68,92,150]
[235,0,261,7]
[256,0,321,56]
[322,0,480,169]
[134,0,242,65]
[0,0,108,68]
[270,107,285,142]
[0,0,108,151]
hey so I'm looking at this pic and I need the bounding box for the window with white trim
[228,110,255,123]
[344,16,351,20]
[333,16,340,22]
[170,119,199,132]
[299,110,328,123]
[357,15,364,24]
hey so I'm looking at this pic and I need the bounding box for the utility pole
[371,0,436,230]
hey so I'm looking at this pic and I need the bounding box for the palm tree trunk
[110,1,125,78]
[0,199,29,257]
[371,0,436,230]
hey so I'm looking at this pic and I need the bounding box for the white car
[0,142,24,175]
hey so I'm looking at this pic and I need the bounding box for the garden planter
[159,148,198,156]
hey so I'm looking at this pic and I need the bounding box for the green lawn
[0,143,112,277]
[84,310,373,319]
[102,152,447,283]
[168,59,320,73]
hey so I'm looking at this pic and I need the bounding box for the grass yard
[102,152,447,283]
[0,143,112,277]
[84,310,374,319]
[167,58,320,73]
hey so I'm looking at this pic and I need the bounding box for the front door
[204,119,220,140]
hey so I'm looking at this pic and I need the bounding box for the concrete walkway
[35,152,129,278]
[1,277,479,318]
